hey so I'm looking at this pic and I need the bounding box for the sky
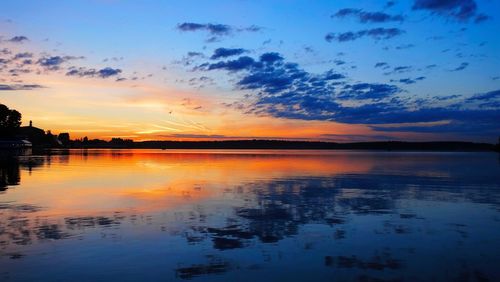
[0,0,499,142]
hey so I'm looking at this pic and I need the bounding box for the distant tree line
[69,137,134,148]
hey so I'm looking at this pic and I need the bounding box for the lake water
[0,149,499,281]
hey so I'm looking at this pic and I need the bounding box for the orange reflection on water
[4,149,375,217]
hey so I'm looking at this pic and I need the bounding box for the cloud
[0,84,44,90]
[369,116,498,133]
[178,22,231,35]
[334,104,499,127]
[241,25,262,32]
[0,45,124,84]
[333,8,359,17]
[0,48,11,55]
[395,44,415,50]
[333,59,346,66]
[177,22,262,41]
[98,67,122,78]
[374,62,389,69]
[8,67,32,75]
[199,52,346,96]
[103,56,124,62]
[385,1,396,8]
[323,70,346,80]
[7,36,28,43]
[412,0,485,22]
[172,52,206,67]
[210,48,247,59]
[187,51,204,57]
[259,52,283,64]
[66,67,122,78]
[303,46,315,53]
[0,58,10,65]
[474,13,490,23]
[394,66,409,72]
[337,83,401,100]
[195,51,499,136]
[394,66,412,72]
[450,62,469,71]
[384,65,413,75]
[188,75,215,88]
[13,52,33,60]
[325,28,404,42]
[200,56,257,72]
[37,55,83,70]
[466,89,500,102]
[38,56,65,67]
[332,8,404,23]
[391,77,426,84]
[433,94,461,101]
[198,51,345,98]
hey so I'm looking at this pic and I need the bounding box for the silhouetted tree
[0,104,22,137]
[58,133,70,145]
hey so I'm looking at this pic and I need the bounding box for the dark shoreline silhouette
[53,140,497,151]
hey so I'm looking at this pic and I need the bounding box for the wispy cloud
[390,77,426,85]
[37,55,84,70]
[4,35,29,43]
[210,48,247,60]
[325,28,404,42]
[332,8,404,23]
[66,67,122,78]
[450,62,469,71]
[412,0,488,23]
[0,84,44,90]
[177,22,262,42]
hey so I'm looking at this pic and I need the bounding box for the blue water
[0,150,499,281]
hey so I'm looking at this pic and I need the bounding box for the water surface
[1,149,499,281]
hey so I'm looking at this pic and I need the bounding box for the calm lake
[1,149,499,281]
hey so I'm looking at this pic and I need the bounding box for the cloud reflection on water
[0,150,499,281]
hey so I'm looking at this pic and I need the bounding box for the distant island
[1,103,499,152]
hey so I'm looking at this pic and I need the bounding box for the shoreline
[1,140,498,153]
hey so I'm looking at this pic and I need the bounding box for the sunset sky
[1,0,499,142]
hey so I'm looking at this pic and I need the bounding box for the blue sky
[1,0,499,142]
